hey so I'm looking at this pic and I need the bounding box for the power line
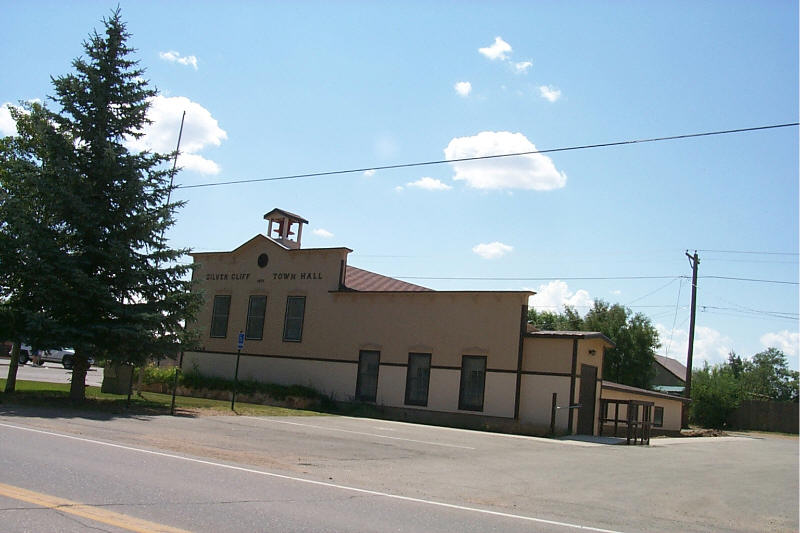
[399,275,683,281]
[700,305,798,319]
[666,277,684,358]
[702,258,798,264]
[697,249,799,256]
[532,304,679,309]
[176,122,799,190]
[626,277,680,305]
[699,309,798,322]
[394,274,797,285]
[701,275,799,285]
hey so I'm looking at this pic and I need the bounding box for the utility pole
[682,250,700,428]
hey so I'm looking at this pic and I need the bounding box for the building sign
[272,272,323,281]
[205,272,251,281]
[204,271,324,282]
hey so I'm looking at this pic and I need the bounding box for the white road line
[0,421,627,533]
[241,417,476,450]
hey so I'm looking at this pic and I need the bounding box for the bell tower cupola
[263,208,308,249]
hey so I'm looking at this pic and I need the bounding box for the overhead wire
[700,275,798,285]
[394,274,796,285]
[176,122,799,190]
[697,249,799,256]
[398,275,684,281]
[666,277,684,358]
[625,277,681,305]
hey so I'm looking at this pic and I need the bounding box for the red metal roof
[263,208,309,224]
[344,266,432,292]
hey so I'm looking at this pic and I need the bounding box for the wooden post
[683,251,700,428]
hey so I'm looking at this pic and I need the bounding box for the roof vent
[263,208,309,249]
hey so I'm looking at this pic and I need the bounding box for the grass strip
[0,379,325,417]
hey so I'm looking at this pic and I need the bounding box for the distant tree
[527,299,659,389]
[740,348,798,402]
[527,306,583,331]
[0,10,200,400]
[689,347,798,428]
[727,351,744,379]
[583,300,658,389]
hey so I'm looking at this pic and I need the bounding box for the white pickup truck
[17,345,91,369]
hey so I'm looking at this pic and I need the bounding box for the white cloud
[479,36,512,61]
[159,50,199,70]
[313,228,334,238]
[454,81,472,97]
[610,289,622,296]
[444,131,567,190]
[472,241,513,259]
[363,169,376,177]
[760,330,799,356]
[656,324,733,368]
[539,85,562,102]
[406,177,452,191]
[175,153,220,174]
[126,95,227,174]
[394,185,404,192]
[514,61,532,73]
[0,103,18,136]
[528,280,593,313]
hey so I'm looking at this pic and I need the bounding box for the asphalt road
[0,407,796,533]
[0,358,103,387]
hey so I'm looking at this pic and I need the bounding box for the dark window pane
[245,295,267,340]
[458,355,486,411]
[210,295,231,338]
[405,353,431,406]
[654,406,664,427]
[283,296,306,342]
[356,350,380,402]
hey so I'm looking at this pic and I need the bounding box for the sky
[1,1,798,370]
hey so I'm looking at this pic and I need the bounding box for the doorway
[355,350,380,402]
[577,364,598,435]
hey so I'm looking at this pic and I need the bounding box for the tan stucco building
[184,209,670,437]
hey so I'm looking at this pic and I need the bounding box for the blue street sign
[237,332,245,350]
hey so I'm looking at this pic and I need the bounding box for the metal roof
[602,380,690,402]
[526,330,615,347]
[653,354,687,382]
[343,265,433,292]
[262,208,309,224]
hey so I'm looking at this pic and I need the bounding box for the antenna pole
[164,110,186,210]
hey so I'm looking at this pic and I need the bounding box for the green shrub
[134,364,178,385]
[690,364,741,428]
[135,364,324,402]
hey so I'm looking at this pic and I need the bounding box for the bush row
[133,364,325,402]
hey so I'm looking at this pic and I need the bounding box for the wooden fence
[728,400,798,434]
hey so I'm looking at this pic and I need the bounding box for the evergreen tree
[0,10,200,400]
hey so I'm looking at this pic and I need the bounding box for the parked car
[17,345,93,369]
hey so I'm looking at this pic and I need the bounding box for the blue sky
[2,1,798,369]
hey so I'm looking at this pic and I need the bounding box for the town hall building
[183,209,683,436]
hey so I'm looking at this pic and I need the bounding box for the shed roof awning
[602,381,691,402]
[526,330,615,348]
